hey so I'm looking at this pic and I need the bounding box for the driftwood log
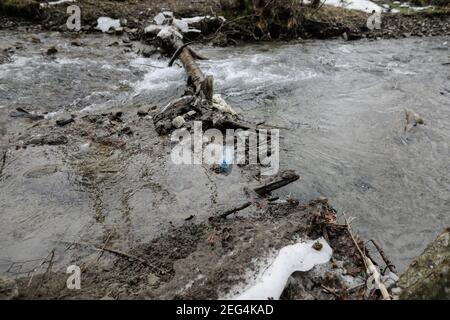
[160,33,213,100]
[152,27,220,134]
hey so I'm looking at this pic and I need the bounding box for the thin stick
[219,201,252,219]
[96,234,112,261]
[343,212,367,269]
[343,213,391,300]
[97,246,165,274]
[27,248,55,287]
[0,150,6,177]
[370,239,397,274]
[321,284,340,298]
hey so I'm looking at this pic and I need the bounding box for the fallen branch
[162,34,210,97]
[254,170,300,196]
[99,246,144,264]
[168,41,194,67]
[56,238,165,274]
[98,246,165,274]
[153,96,195,125]
[218,201,252,219]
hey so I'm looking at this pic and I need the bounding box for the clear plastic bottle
[219,145,234,175]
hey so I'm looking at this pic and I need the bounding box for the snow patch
[145,14,225,36]
[173,19,190,33]
[307,0,383,13]
[40,0,76,7]
[95,17,121,33]
[153,13,167,25]
[157,26,183,40]
[230,238,332,300]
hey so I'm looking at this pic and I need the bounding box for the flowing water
[0,30,449,273]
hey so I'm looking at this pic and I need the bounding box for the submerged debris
[9,108,44,121]
[405,109,425,131]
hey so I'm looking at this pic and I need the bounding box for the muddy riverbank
[1,0,450,42]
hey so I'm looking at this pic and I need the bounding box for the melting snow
[95,17,121,33]
[232,238,333,300]
[305,0,383,13]
[40,0,76,7]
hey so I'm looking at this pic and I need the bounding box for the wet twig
[343,213,391,300]
[27,248,56,287]
[321,284,340,299]
[370,239,397,274]
[254,170,300,196]
[0,150,6,178]
[96,246,165,274]
[343,212,367,269]
[218,201,252,219]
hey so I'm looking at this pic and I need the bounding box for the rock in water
[56,116,74,126]
[46,46,58,55]
[30,34,41,43]
[0,277,19,300]
[172,116,185,129]
[405,110,424,127]
[137,106,150,117]
[397,229,449,300]
[0,51,11,65]
[404,109,424,132]
[70,39,83,47]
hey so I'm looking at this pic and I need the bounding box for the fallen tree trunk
[160,32,213,100]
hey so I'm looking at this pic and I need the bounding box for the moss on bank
[398,229,450,300]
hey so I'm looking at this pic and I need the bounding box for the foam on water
[200,52,317,97]
[131,57,185,95]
